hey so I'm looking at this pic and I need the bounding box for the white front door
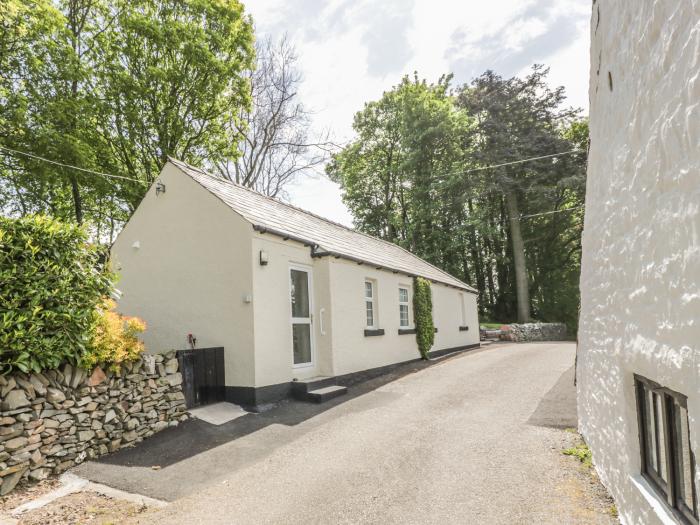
[290,266,314,368]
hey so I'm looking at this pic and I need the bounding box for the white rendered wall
[328,258,479,377]
[251,234,334,386]
[111,164,256,387]
[250,234,478,386]
[578,2,700,524]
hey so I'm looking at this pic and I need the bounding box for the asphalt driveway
[76,342,614,524]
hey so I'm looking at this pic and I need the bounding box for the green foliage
[413,277,434,359]
[81,299,146,372]
[328,68,587,333]
[0,215,114,373]
[100,0,255,192]
[0,0,255,238]
[563,442,593,468]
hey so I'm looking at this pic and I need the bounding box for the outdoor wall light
[132,240,140,250]
[259,250,269,266]
[155,180,166,196]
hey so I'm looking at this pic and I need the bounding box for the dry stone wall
[499,323,567,342]
[0,352,187,495]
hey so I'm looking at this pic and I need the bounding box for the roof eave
[253,224,478,295]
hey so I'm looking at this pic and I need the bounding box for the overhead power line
[0,145,146,184]
[458,149,584,176]
[520,205,584,220]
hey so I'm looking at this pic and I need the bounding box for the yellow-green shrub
[0,215,114,374]
[82,300,146,371]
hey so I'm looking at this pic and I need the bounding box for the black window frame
[635,374,698,524]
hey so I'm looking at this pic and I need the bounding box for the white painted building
[578,2,700,524]
[111,159,479,409]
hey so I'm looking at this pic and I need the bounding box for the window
[399,287,410,327]
[636,375,698,524]
[365,280,376,328]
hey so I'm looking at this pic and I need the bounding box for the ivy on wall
[413,277,435,359]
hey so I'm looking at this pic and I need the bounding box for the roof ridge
[166,157,477,293]
[168,157,367,235]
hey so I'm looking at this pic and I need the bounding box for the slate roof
[169,158,477,293]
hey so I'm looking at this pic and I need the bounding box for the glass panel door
[290,268,312,366]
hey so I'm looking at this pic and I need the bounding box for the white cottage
[111,159,479,409]
[578,2,700,524]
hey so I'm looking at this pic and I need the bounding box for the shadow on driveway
[96,346,491,468]
[527,365,577,429]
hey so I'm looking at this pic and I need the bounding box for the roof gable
[167,158,477,293]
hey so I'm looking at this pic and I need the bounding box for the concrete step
[291,376,337,396]
[306,385,348,403]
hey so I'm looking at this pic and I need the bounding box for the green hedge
[0,215,114,374]
[413,277,434,359]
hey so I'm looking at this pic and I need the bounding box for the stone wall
[500,323,567,342]
[0,353,187,495]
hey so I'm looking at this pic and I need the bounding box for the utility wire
[520,205,584,220]
[457,149,583,176]
[0,145,146,185]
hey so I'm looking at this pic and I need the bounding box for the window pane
[292,324,311,364]
[366,300,374,327]
[655,393,668,482]
[399,288,408,303]
[365,281,373,299]
[646,389,659,473]
[290,270,309,318]
[400,304,409,327]
[677,404,697,515]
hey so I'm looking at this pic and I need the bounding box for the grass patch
[563,442,593,468]
[480,322,506,329]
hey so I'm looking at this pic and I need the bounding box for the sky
[244,0,592,226]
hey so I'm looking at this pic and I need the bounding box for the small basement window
[635,375,698,524]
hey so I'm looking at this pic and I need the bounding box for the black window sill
[459,326,469,332]
[364,329,385,337]
[398,328,416,335]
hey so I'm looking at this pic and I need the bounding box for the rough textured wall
[0,355,187,495]
[578,1,700,524]
[499,323,567,342]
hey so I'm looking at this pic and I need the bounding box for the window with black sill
[635,375,698,524]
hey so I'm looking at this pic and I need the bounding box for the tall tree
[456,66,579,322]
[327,74,467,257]
[329,68,587,331]
[216,34,333,197]
[0,0,255,236]
[1,0,116,225]
[100,0,255,204]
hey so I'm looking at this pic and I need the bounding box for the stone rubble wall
[499,323,567,342]
[0,352,187,496]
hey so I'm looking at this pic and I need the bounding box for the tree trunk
[70,175,83,224]
[505,190,530,322]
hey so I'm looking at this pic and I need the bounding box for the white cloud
[244,0,591,226]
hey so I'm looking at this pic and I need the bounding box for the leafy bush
[82,299,146,372]
[0,215,114,373]
[413,277,435,359]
